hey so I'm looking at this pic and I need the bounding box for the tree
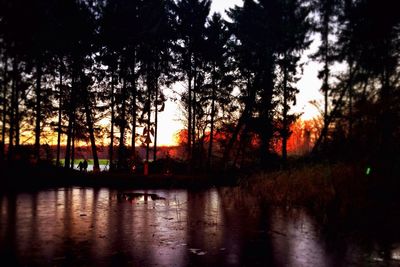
[62,0,100,171]
[311,0,339,152]
[335,0,400,159]
[172,0,211,162]
[204,13,232,167]
[139,0,173,162]
[275,0,311,162]
[226,0,279,166]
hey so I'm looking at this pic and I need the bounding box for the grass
[236,162,400,223]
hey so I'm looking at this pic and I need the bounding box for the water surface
[0,187,399,266]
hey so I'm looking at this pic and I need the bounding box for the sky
[156,0,324,146]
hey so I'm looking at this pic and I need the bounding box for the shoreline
[0,162,239,192]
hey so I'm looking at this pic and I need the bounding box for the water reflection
[268,208,329,266]
[0,187,399,266]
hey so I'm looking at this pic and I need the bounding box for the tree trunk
[56,66,63,166]
[323,65,329,142]
[131,53,137,161]
[348,62,353,140]
[259,69,274,166]
[379,49,392,158]
[64,115,73,169]
[15,83,20,148]
[145,72,152,163]
[312,81,348,154]
[207,65,216,168]
[192,60,198,159]
[64,73,76,169]
[322,13,330,146]
[71,122,75,169]
[14,61,20,149]
[153,83,158,162]
[118,77,127,168]
[109,69,115,169]
[223,77,256,165]
[83,85,100,172]
[34,60,42,160]
[8,59,16,160]
[1,53,7,160]
[282,57,288,163]
[187,68,192,161]
[192,80,196,159]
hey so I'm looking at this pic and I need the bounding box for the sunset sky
[156,0,324,146]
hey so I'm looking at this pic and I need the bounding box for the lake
[1,187,399,266]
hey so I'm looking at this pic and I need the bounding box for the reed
[239,163,373,217]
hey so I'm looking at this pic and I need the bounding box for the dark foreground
[1,187,400,267]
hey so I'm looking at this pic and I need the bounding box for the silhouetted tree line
[0,0,398,171]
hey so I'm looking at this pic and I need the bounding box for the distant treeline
[1,144,184,163]
[0,0,399,171]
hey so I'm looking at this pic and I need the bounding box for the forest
[0,0,399,173]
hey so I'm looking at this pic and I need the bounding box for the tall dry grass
[239,163,371,217]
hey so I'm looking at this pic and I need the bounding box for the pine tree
[275,0,311,162]
[311,0,339,152]
[204,13,232,168]
[226,0,279,166]
[171,0,211,162]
